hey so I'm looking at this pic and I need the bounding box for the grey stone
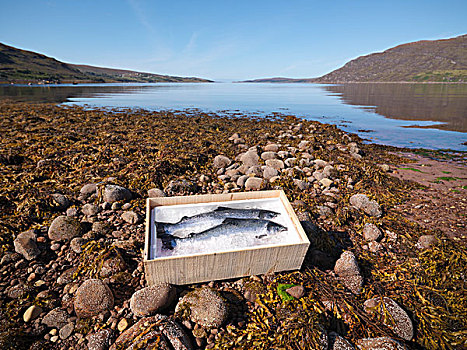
[245,177,263,190]
[284,157,297,167]
[294,179,310,190]
[356,337,406,350]
[66,207,78,217]
[261,151,278,160]
[236,175,249,187]
[59,323,74,340]
[130,284,176,317]
[363,223,382,241]
[42,308,68,329]
[70,237,87,254]
[334,251,363,294]
[350,194,382,217]
[82,203,100,216]
[264,143,279,152]
[285,285,305,299]
[313,170,324,181]
[74,279,114,318]
[265,159,285,170]
[322,165,335,178]
[148,188,167,197]
[51,193,70,211]
[103,185,132,203]
[88,329,114,350]
[175,288,229,328]
[364,297,413,340]
[298,140,310,150]
[246,165,262,177]
[48,216,82,241]
[320,178,333,187]
[263,166,278,180]
[121,211,141,224]
[318,205,333,217]
[14,230,40,260]
[314,159,328,168]
[213,155,231,169]
[80,183,97,198]
[416,235,437,249]
[240,150,259,167]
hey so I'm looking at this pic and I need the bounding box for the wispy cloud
[126,0,154,34]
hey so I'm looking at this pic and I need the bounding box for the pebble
[88,329,114,350]
[350,194,382,217]
[264,143,279,152]
[356,337,406,350]
[51,193,70,210]
[240,150,259,167]
[121,211,140,224]
[23,305,43,322]
[103,185,132,203]
[80,183,97,198]
[42,308,69,329]
[14,230,41,261]
[74,279,114,318]
[117,318,129,332]
[130,283,176,317]
[66,207,78,217]
[261,151,278,160]
[213,155,232,169]
[265,159,285,170]
[82,203,100,216]
[285,285,305,299]
[363,223,383,241]
[70,237,86,254]
[48,216,82,241]
[59,323,74,340]
[147,188,167,197]
[263,166,278,180]
[334,251,363,294]
[245,177,263,190]
[416,235,437,249]
[320,178,333,188]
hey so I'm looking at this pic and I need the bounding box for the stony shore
[0,102,465,350]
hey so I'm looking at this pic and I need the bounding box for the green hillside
[0,43,212,83]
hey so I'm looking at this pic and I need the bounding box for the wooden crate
[144,190,310,285]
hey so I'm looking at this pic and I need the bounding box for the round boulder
[103,185,132,203]
[213,155,232,169]
[350,194,382,217]
[74,279,114,318]
[48,215,82,242]
[175,288,228,328]
[363,223,382,241]
[147,188,167,198]
[245,177,263,191]
[130,283,176,317]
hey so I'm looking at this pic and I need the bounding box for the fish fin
[221,217,240,224]
[159,234,176,250]
[256,234,267,239]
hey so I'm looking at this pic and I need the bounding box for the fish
[156,206,279,239]
[159,217,287,250]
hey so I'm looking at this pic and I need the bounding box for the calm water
[1,82,466,151]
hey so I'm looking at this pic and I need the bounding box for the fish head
[259,210,279,220]
[266,221,287,234]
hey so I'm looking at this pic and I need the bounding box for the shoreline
[0,102,465,349]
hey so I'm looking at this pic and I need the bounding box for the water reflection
[323,83,467,132]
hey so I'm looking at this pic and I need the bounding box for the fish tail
[159,233,176,250]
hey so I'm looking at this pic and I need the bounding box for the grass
[399,167,423,172]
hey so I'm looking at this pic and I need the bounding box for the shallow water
[1,82,466,150]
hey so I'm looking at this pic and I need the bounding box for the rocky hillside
[316,34,467,83]
[0,43,212,84]
[243,35,467,83]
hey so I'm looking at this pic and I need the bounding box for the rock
[103,185,132,203]
[294,179,310,190]
[92,221,113,236]
[322,165,335,178]
[121,211,140,224]
[263,166,278,180]
[350,194,382,217]
[57,267,77,285]
[213,155,231,169]
[298,140,310,150]
[284,157,297,167]
[317,205,333,217]
[99,255,127,278]
[319,178,333,188]
[59,323,74,340]
[82,203,100,216]
[80,183,97,198]
[265,159,285,170]
[240,150,259,167]
[165,179,196,195]
[363,223,382,241]
[130,284,177,317]
[110,315,192,350]
[334,251,363,294]
[42,308,68,329]
[364,297,413,340]
[175,288,229,328]
[328,332,355,350]
[48,215,82,242]
[368,241,383,253]
[51,193,70,211]
[261,151,278,160]
[264,143,279,152]
[117,318,129,332]
[70,237,87,254]
[246,165,262,177]
[416,235,437,249]
[111,202,121,211]
[66,207,79,217]
[23,305,42,322]
[88,329,114,350]
[229,133,240,141]
[356,337,406,350]
[236,175,248,187]
[314,159,328,168]
[147,188,167,197]
[14,230,40,261]
[245,177,263,191]
[378,164,391,172]
[74,279,114,318]
[285,285,305,299]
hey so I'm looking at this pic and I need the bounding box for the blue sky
[1,0,465,81]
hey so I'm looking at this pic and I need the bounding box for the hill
[0,43,212,83]
[243,34,467,83]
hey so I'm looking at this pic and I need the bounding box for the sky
[1,0,466,81]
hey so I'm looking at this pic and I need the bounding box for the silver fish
[160,218,287,250]
[156,206,279,239]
